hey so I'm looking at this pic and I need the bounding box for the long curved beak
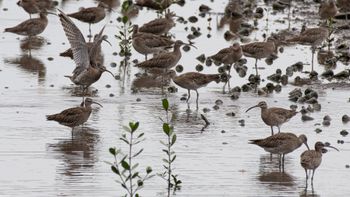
[326,145,339,151]
[304,142,310,151]
[185,41,197,49]
[92,101,103,107]
[245,105,259,113]
[104,69,115,78]
[46,11,57,16]
[103,38,112,46]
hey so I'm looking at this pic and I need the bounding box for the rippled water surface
[0,0,350,196]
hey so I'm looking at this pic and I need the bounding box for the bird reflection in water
[47,127,100,177]
[132,68,173,91]
[20,36,46,53]
[4,54,46,83]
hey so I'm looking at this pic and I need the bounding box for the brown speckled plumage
[173,72,221,109]
[135,0,173,10]
[139,12,175,35]
[246,101,298,135]
[300,142,339,182]
[132,25,174,60]
[46,98,102,134]
[4,13,48,36]
[319,0,338,20]
[250,133,309,168]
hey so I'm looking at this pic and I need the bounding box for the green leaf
[130,122,139,133]
[162,149,169,155]
[132,148,144,158]
[109,147,116,156]
[111,166,120,175]
[137,133,144,139]
[162,158,168,163]
[132,172,139,179]
[121,183,127,189]
[131,163,139,171]
[162,99,169,111]
[119,137,129,145]
[163,123,170,136]
[122,16,129,24]
[121,160,130,170]
[160,140,168,147]
[171,155,176,162]
[146,166,152,174]
[171,134,177,145]
[137,180,143,186]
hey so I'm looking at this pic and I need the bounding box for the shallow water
[0,0,350,196]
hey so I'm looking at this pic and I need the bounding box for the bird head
[298,134,310,150]
[315,141,339,152]
[82,98,103,107]
[246,101,267,112]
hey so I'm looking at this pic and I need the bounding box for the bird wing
[89,25,105,66]
[136,53,174,68]
[242,42,265,57]
[137,33,173,48]
[58,9,89,70]
[210,47,232,61]
[139,18,170,33]
[251,133,296,148]
[269,107,297,121]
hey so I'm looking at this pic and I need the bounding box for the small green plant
[116,0,133,81]
[108,122,154,197]
[159,99,181,196]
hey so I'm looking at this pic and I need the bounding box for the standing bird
[241,37,277,76]
[172,71,221,109]
[287,27,329,71]
[132,25,174,60]
[250,133,310,170]
[58,9,114,98]
[246,101,298,135]
[135,0,173,11]
[135,40,193,71]
[46,98,102,136]
[4,12,48,37]
[210,43,242,93]
[319,0,338,26]
[139,12,176,35]
[67,2,108,38]
[300,142,339,183]
[17,0,56,18]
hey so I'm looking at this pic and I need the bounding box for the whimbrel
[172,71,221,109]
[135,40,192,70]
[300,141,339,183]
[58,9,113,97]
[319,0,338,23]
[250,132,309,169]
[4,12,48,37]
[241,37,277,76]
[46,98,102,136]
[210,43,242,93]
[246,101,298,135]
[135,0,173,11]
[287,27,329,71]
[139,12,176,35]
[67,2,108,37]
[132,25,174,60]
[17,0,56,18]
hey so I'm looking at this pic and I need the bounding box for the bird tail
[46,114,56,121]
[249,139,262,145]
[64,75,72,79]
[4,27,14,33]
[59,49,73,59]
[286,36,300,43]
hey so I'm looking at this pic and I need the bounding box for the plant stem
[129,132,133,197]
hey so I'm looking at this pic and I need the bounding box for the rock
[302,114,314,121]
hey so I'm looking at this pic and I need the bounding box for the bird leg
[145,54,147,60]
[270,126,274,136]
[305,168,308,181]
[311,48,315,72]
[71,127,75,139]
[186,89,191,109]
[282,154,285,171]
[88,23,92,42]
[255,58,258,76]
[277,126,281,133]
[311,169,315,182]
[195,90,199,110]
[227,64,232,91]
